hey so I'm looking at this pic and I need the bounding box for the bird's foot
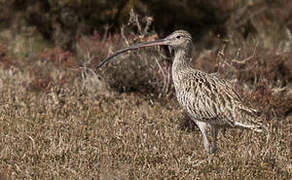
[210,146,217,154]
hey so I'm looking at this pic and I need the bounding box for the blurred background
[0,0,291,54]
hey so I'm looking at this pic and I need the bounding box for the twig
[131,9,142,35]
[216,43,227,74]
[231,41,259,64]
[102,24,110,42]
[154,57,168,93]
[144,17,153,34]
[120,25,129,46]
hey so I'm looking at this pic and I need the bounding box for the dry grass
[1,2,292,178]
[0,11,292,177]
[0,65,291,179]
[0,32,292,179]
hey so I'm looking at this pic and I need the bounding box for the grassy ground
[0,29,292,179]
[0,58,291,179]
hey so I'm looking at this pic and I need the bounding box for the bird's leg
[211,126,218,154]
[195,121,210,153]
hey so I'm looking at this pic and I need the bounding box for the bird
[97,30,269,153]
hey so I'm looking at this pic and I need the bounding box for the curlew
[97,30,269,153]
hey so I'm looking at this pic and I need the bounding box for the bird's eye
[176,35,181,39]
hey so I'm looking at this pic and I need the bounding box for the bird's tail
[234,108,270,143]
[236,117,270,143]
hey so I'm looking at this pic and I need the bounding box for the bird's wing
[185,73,259,126]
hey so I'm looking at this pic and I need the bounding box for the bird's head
[97,30,193,68]
[162,30,192,49]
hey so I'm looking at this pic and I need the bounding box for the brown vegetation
[0,0,292,179]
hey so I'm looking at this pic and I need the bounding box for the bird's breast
[173,79,197,112]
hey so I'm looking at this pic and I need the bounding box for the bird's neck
[171,48,193,89]
[172,48,192,72]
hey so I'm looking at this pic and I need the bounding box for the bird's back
[173,68,265,131]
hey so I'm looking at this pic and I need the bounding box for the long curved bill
[96,38,170,68]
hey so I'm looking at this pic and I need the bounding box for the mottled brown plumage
[97,30,269,153]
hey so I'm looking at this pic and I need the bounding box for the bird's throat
[172,48,192,73]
